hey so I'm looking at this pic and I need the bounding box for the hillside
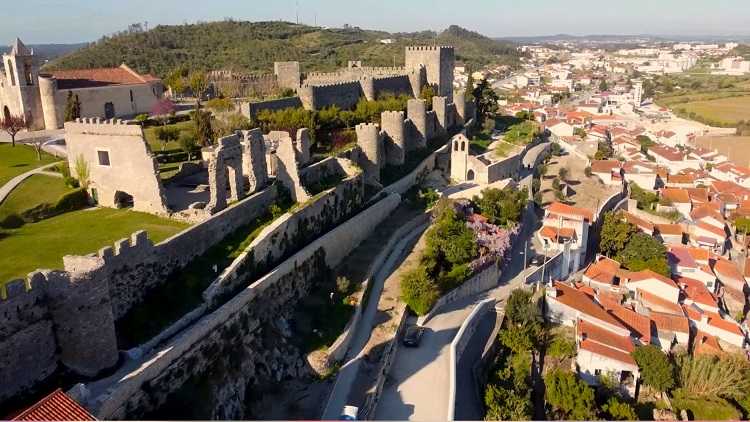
[44,21,522,78]
[0,42,88,64]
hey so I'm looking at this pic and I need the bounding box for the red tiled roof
[578,319,635,353]
[655,224,683,236]
[47,64,160,90]
[694,330,723,356]
[540,226,577,242]
[591,160,621,174]
[675,276,718,309]
[551,282,625,329]
[547,201,594,222]
[607,304,651,343]
[650,311,690,334]
[626,269,679,289]
[713,258,744,281]
[691,205,724,222]
[584,256,621,285]
[650,145,685,161]
[695,221,727,238]
[11,389,96,421]
[705,312,744,336]
[638,290,684,315]
[622,212,654,232]
[579,339,636,365]
[660,188,691,204]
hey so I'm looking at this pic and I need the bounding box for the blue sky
[4,0,750,44]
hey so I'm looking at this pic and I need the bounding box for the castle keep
[0,38,164,129]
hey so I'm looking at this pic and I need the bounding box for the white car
[340,405,359,420]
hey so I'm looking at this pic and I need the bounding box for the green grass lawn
[0,175,72,221]
[672,395,741,420]
[0,208,188,284]
[143,120,194,152]
[0,144,59,186]
[493,141,516,159]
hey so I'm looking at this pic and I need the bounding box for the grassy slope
[0,144,59,186]
[45,22,521,78]
[0,175,72,221]
[673,96,750,125]
[0,208,187,283]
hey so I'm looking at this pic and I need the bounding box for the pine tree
[64,91,82,122]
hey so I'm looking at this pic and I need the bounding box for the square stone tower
[405,46,455,101]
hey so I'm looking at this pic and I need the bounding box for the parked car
[402,325,425,347]
[340,405,359,420]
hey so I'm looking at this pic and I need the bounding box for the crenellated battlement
[301,80,362,89]
[64,117,144,136]
[406,45,454,51]
[381,110,406,119]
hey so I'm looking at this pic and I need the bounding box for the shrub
[54,189,89,213]
[584,166,592,177]
[400,266,439,316]
[602,396,638,421]
[336,276,351,296]
[0,213,25,229]
[205,97,235,113]
[547,336,576,360]
[134,113,149,123]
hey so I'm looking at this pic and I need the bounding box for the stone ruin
[205,134,245,213]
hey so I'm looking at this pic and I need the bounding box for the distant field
[672,95,750,126]
[693,136,750,166]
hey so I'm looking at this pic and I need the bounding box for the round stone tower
[355,123,383,183]
[38,74,60,129]
[381,111,406,166]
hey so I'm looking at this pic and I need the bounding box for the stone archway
[467,169,475,181]
[114,191,134,209]
[3,106,10,122]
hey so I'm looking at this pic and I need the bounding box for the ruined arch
[114,191,134,209]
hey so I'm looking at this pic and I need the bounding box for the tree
[484,384,532,421]
[631,345,675,394]
[74,154,90,190]
[617,232,670,276]
[425,206,478,266]
[473,187,528,227]
[400,266,439,316]
[30,139,44,161]
[179,132,198,160]
[599,79,609,92]
[155,126,180,151]
[735,217,750,235]
[151,98,177,125]
[573,127,587,139]
[547,336,576,361]
[189,71,209,103]
[505,289,539,326]
[599,211,638,257]
[64,91,82,122]
[465,68,475,101]
[675,353,750,399]
[420,84,437,106]
[584,166,592,178]
[192,107,214,147]
[602,396,638,421]
[0,113,28,147]
[472,78,499,126]
[558,167,569,181]
[544,370,597,420]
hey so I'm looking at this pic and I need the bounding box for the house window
[130,90,134,102]
[97,150,111,166]
[24,62,33,85]
[594,369,602,376]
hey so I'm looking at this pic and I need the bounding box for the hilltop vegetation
[45,21,522,78]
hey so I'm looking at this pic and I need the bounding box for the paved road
[374,207,542,420]
[321,222,428,419]
[0,162,62,205]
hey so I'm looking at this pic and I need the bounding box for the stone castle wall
[84,192,401,420]
[298,81,363,111]
[240,96,303,119]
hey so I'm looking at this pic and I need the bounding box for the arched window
[467,169,475,180]
[461,141,466,151]
[3,106,10,122]
[454,141,458,151]
[7,60,15,86]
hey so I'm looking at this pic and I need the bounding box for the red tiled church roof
[46,64,160,90]
[11,389,96,421]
